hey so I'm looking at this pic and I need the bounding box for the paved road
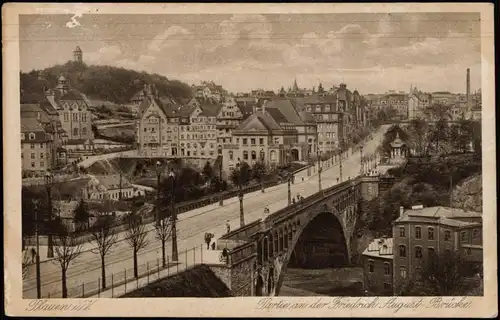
[23,125,389,298]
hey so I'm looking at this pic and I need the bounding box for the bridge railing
[265,179,359,226]
[219,219,263,242]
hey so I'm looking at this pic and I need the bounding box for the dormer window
[29,133,36,140]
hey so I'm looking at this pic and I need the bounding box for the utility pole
[219,147,224,206]
[317,150,322,191]
[339,150,343,182]
[119,153,123,200]
[169,169,178,261]
[155,161,161,224]
[34,201,41,299]
[237,159,245,227]
[44,172,54,258]
[287,174,292,205]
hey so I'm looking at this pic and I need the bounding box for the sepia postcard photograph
[3,2,497,317]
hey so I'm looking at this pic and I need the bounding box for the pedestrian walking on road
[204,233,214,250]
[31,248,36,263]
[211,242,216,250]
[226,220,231,234]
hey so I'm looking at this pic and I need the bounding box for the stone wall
[207,264,232,292]
[230,256,256,296]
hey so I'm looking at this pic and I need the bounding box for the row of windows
[181,134,216,140]
[242,138,265,145]
[21,143,45,149]
[180,150,215,157]
[25,161,46,168]
[21,152,48,159]
[399,226,480,241]
[63,112,88,122]
[72,128,88,136]
[179,142,215,149]
[398,245,436,258]
[368,260,392,275]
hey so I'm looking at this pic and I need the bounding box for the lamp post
[236,159,245,227]
[169,169,178,262]
[155,161,162,224]
[218,146,224,205]
[317,150,322,191]
[260,149,265,193]
[44,171,54,258]
[34,201,41,299]
[339,149,343,183]
[360,145,364,175]
[287,174,292,205]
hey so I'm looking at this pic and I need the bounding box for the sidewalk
[91,246,224,298]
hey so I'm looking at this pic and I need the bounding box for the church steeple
[292,78,299,92]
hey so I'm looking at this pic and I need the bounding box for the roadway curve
[22,125,390,298]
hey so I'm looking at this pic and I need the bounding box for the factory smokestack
[466,68,471,109]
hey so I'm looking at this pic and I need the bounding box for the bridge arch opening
[275,211,349,295]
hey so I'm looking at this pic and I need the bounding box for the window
[428,227,435,240]
[415,226,422,239]
[29,133,35,140]
[415,246,423,258]
[73,128,79,136]
[460,231,467,242]
[31,162,35,168]
[31,153,35,159]
[384,262,391,275]
[251,138,256,145]
[82,113,87,122]
[40,152,44,159]
[242,138,248,145]
[229,151,234,160]
[259,138,264,145]
[144,128,147,132]
[428,247,435,258]
[472,229,479,239]
[399,245,406,257]
[40,161,44,167]
[30,143,35,149]
[243,151,249,160]
[251,151,257,160]
[400,266,407,279]
[73,113,78,121]
[64,112,69,122]
[368,260,374,273]
[399,226,405,237]
[82,128,87,136]
[444,230,451,241]
[415,267,422,281]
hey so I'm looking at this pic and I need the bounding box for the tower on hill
[73,46,83,63]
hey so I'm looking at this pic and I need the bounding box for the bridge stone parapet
[215,175,395,296]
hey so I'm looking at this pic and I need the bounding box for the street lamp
[260,149,265,193]
[34,201,41,299]
[339,149,343,183]
[236,159,245,227]
[360,145,364,175]
[287,174,292,205]
[218,146,224,205]
[169,168,178,262]
[44,171,54,258]
[155,161,162,224]
[317,150,322,191]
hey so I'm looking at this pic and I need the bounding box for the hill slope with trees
[20,61,193,104]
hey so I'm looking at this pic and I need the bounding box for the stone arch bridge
[216,175,394,296]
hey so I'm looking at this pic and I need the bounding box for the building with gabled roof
[362,237,394,295]
[21,116,55,174]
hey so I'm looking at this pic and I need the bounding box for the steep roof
[362,237,393,259]
[199,101,222,117]
[235,111,282,132]
[264,99,304,125]
[298,111,316,123]
[265,107,288,124]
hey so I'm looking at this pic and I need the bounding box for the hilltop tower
[73,46,83,63]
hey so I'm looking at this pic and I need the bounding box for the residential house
[408,87,432,120]
[45,75,94,147]
[191,81,226,102]
[83,174,144,200]
[21,117,55,174]
[216,96,244,148]
[392,205,482,293]
[136,86,180,157]
[362,237,394,295]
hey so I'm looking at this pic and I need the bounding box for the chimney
[466,68,471,109]
[399,206,405,217]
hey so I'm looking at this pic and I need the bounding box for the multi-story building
[21,117,55,174]
[223,108,298,172]
[83,174,145,200]
[362,237,394,295]
[408,88,432,120]
[265,98,317,161]
[45,75,94,144]
[392,205,482,292]
[216,96,244,148]
[136,88,180,157]
[191,81,226,102]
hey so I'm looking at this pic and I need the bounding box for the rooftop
[362,237,393,259]
[395,206,482,228]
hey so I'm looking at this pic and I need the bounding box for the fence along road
[22,126,387,298]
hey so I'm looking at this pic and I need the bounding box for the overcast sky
[19,13,481,94]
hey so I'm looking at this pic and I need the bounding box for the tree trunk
[101,255,106,289]
[133,249,138,278]
[62,269,68,298]
[161,241,166,268]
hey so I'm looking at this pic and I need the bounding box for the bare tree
[89,213,118,289]
[125,211,149,278]
[52,223,83,298]
[154,208,172,268]
[22,249,31,280]
[420,250,477,296]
